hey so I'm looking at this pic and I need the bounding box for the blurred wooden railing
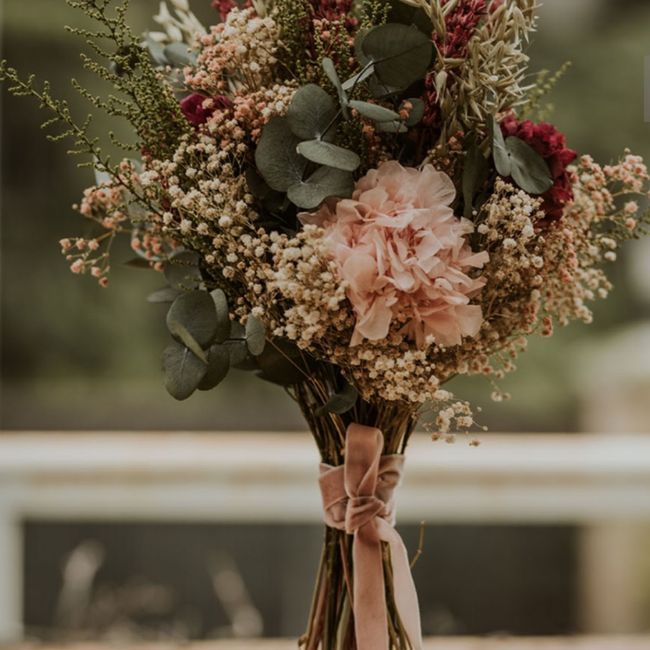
[1,432,650,644]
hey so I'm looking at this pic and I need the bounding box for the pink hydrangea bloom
[300,161,489,347]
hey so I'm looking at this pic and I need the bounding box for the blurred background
[1,0,650,645]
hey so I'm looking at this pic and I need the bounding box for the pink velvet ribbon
[318,423,422,650]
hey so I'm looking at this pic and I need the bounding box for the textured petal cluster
[300,162,489,347]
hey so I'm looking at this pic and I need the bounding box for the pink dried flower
[300,161,489,347]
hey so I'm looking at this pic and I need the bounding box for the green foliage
[287,84,338,141]
[356,23,433,90]
[210,289,231,344]
[166,290,218,348]
[255,117,308,192]
[198,345,230,391]
[274,0,311,79]
[162,340,207,400]
[462,140,490,219]
[521,62,573,121]
[245,316,267,357]
[315,382,359,416]
[65,0,190,159]
[492,118,553,195]
[0,0,190,230]
[287,166,354,210]
[349,99,400,122]
[296,140,361,172]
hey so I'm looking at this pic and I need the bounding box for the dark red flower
[180,93,232,127]
[500,114,577,223]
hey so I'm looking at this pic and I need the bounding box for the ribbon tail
[352,524,390,650]
[377,519,423,650]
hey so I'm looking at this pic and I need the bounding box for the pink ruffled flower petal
[299,161,489,347]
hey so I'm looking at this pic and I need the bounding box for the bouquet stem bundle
[294,371,418,650]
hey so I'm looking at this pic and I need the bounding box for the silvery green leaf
[403,97,425,126]
[163,42,196,67]
[148,287,183,303]
[506,137,553,195]
[349,100,401,122]
[245,316,266,356]
[255,117,307,192]
[198,344,230,390]
[316,383,358,416]
[164,250,202,289]
[166,290,218,347]
[287,84,338,140]
[296,140,360,172]
[492,116,511,177]
[322,57,349,117]
[255,339,306,386]
[167,320,208,364]
[376,121,408,133]
[287,166,354,209]
[358,23,433,89]
[163,341,207,401]
[462,140,489,219]
[342,64,375,92]
[210,288,231,343]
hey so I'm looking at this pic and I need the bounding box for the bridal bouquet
[3,0,649,647]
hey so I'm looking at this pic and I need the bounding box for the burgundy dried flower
[500,115,577,223]
[180,93,232,127]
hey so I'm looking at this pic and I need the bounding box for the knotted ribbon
[318,423,422,650]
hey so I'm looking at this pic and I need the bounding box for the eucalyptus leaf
[462,141,489,219]
[245,316,266,356]
[287,166,354,209]
[124,257,152,269]
[255,117,307,192]
[296,140,360,172]
[386,1,434,35]
[316,383,358,416]
[166,290,217,347]
[167,320,208,364]
[342,64,375,92]
[322,57,348,115]
[403,97,425,127]
[376,121,408,134]
[198,344,230,390]
[144,36,168,66]
[505,137,554,195]
[163,42,196,67]
[164,250,202,290]
[162,341,207,401]
[255,340,306,386]
[147,286,183,303]
[287,84,338,141]
[349,100,401,122]
[225,339,250,367]
[358,23,433,89]
[210,288,231,343]
[492,116,511,177]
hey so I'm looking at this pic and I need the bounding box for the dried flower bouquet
[2,0,649,648]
